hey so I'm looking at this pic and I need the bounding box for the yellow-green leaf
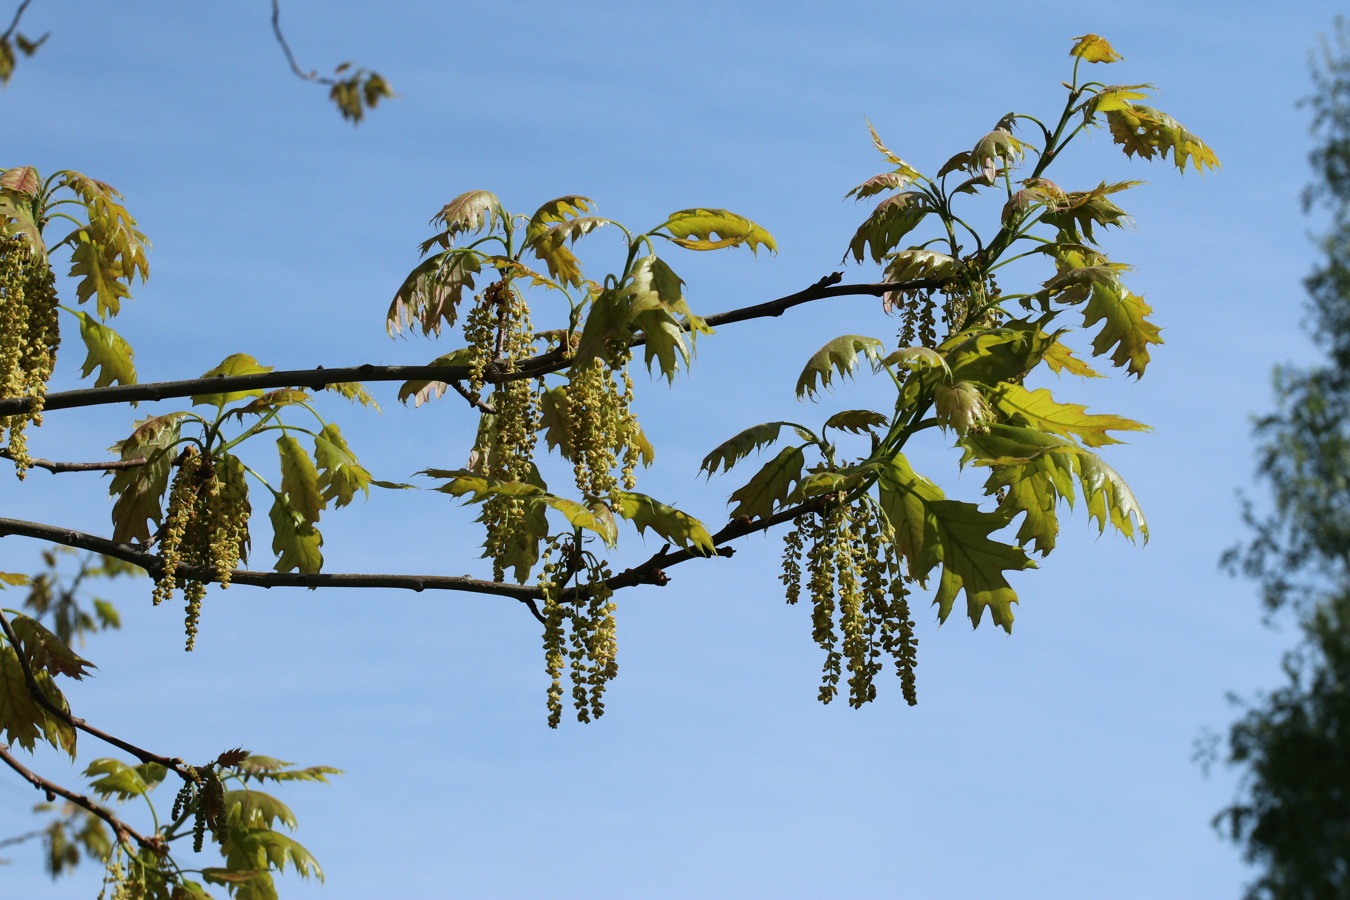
[844,192,932,264]
[699,421,789,476]
[277,436,323,526]
[108,414,184,545]
[616,491,716,555]
[1105,104,1219,174]
[990,383,1149,448]
[727,445,804,521]
[1070,34,1123,63]
[74,311,136,387]
[659,208,776,255]
[192,353,273,408]
[313,424,371,508]
[796,335,883,400]
[269,493,324,575]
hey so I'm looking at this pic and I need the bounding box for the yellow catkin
[537,538,619,726]
[781,497,920,706]
[153,449,251,650]
[0,229,59,477]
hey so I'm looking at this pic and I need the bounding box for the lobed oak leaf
[1081,285,1162,377]
[277,437,323,526]
[1105,104,1219,174]
[108,414,184,545]
[658,208,776,255]
[928,499,1033,631]
[224,790,298,831]
[844,192,932,264]
[269,493,323,575]
[8,615,94,680]
[0,165,39,196]
[699,421,789,476]
[313,424,371,507]
[795,334,883,400]
[432,189,501,239]
[1042,340,1104,378]
[727,445,804,521]
[876,453,944,582]
[1070,33,1123,63]
[387,249,482,336]
[990,383,1149,448]
[323,382,379,410]
[615,491,716,555]
[0,644,48,752]
[192,353,274,408]
[397,348,473,406]
[74,311,136,387]
[68,231,131,319]
[822,409,889,435]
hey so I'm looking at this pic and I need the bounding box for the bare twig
[0,446,144,474]
[0,276,940,418]
[270,0,328,84]
[0,744,160,852]
[448,380,496,415]
[2,0,32,42]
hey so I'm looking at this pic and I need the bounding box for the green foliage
[1221,19,1350,897]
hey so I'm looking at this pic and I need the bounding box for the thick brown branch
[0,276,938,417]
[1,446,144,473]
[0,744,161,853]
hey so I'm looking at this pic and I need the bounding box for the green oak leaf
[269,492,324,575]
[727,445,804,521]
[796,335,883,400]
[74,310,136,387]
[699,421,789,476]
[658,209,776,254]
[192,353,274,408]
[108,413,184,545]
[616,491,716,555]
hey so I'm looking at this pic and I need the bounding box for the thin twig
[448,380,496,415]
[0,276,941,418]
[0,607,190,776]
[0,446,144,473]
[2,0,32,42]
[0,744,161,853]
[270,0,330,84]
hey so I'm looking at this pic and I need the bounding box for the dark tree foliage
[1222,18,1350,899]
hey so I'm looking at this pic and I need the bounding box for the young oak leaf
[929,499,1035,631]
[823,409,889,435]
[68,231,131,319]
[699,421,790,476]
[0,645,52,753]
[990,383,1149,448]
[277,436,324,525]
[727,445,805,521]
[191,353,273,408]
[844,192,932,264]
[108,413,184,545]
[8,615,94,680]
[74,311,136,387]
[796,335,884,400]
[313,424,373,508]
[1105,104,1219,174]
[388,249,482,337]
[269,492,324,575]
[1070,33,1123,63]
[1081,284,1162,377]
[616,491,717,556]
[397,348,474,406]
[1075,449,1148,542]
[657,209,776,255]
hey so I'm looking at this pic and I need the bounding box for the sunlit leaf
[699,421,789,476]
[727,445,804,520]
[74,311,136,387]
[277,436,323,525]
[192,353,273,408]
[616,491,716,555]
[823,409,889,435]
[397,348,474,406]
[1105,104,1220,174]
[659,208,776,254]
[388,249,482,337]
[9,615,94,680]
[108,414,184,545]
[796,335,883,400]
[990,383,1149,447]
[269,493,323,575]
[313,424,371,507]
[844,192,932,264]
[1070,33,1123,63]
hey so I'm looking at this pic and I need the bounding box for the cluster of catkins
[466,279,543,582]
[894,272,1003,348]
[538,537,618,727]
[781,497,918,707]
[153,447,251,650]
[559,347,643,507]
[0,227,59,476]
[171,766,227,852]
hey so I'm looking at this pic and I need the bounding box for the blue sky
[0,1,1342,896]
